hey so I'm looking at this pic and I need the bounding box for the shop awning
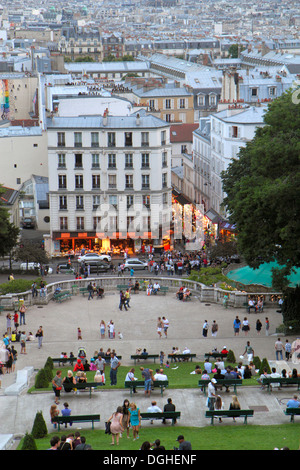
[219,221,237,232]
[205,208,224,224]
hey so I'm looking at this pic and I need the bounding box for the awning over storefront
[219,221,237,232]
[205,208,224,225]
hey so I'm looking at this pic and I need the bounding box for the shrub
[253,356,261,370]
[31,411,48,439]
[44,357,53,370]
[35,369,49,389]
[0,278,43,295]
[259,358,271,375]
[226,349,236,363]
[21,432,37,450]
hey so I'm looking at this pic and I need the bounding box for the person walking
[256,319,262,335]
[233,316,241,336]
[211,320,218,338]
[35,326,44,349]
[202,320,209,338]
[265,317,270,336]
[157,317,163,339]
[242,341,254,363]
[128,403,141,442]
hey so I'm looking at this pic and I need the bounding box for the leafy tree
[221,90,300,291]
[0,185,19,259]
[14,240,49,269]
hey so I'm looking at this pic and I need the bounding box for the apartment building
[47,111,172,255]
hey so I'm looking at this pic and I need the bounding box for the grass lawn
[18,423,300,450]
[30,361,259,393]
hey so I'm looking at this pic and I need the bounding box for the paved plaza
[0,286,299,449]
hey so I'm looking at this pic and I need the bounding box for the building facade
[47,112,172,256]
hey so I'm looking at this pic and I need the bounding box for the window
[59,195,67,210]
[162,151,167,167]
[108,174,117,189]
[60,217,68,230]
[181,145,187,154]
[163,193,168,207]
[107,132,116,147]
[127,216,135,229]
[91,132,99,147]
[127,195,134,209]
[141,153,149,168]
[251,88,258,97]
[179,98,185,109]
[74,132,82,148]
[58,154,66,168]
[58,174,67,189]
[93,216,101,230]
[76,217,84,230]
[162,173,167,188]
[75,174,83,189]
[92,154,99,168]
[269,87,277,96]
[74,154,83,168]
[165,99,171,109]
[108,154,116,169]
[161,130,166,145]
[125,174,133,189]
[76,195,84,210]
[142,174,150,189]
[231,126,239,138]
[165,114,171,122]
[125,153,133,168]
[209,95,216,106]
[93,195,100,210]
[92,174,100,189]
[57,132,65,147]
[109,195,118,209]
[149,99,155,110]
[141,132,149,147]
[198,95,204,106]
[125,132,132,147]
[143,195,150,209]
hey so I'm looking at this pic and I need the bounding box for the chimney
[103,108,108,126]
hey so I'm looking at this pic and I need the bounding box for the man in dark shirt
[162,397,177,425]
[176,435,192,450]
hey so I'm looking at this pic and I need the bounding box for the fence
[0,276,281,311]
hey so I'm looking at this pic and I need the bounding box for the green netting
[227,262,300,288]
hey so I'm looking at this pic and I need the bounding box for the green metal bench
[205,409,254,425]
[53,414,100,430]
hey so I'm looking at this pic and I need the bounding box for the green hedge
[0,278,44,295]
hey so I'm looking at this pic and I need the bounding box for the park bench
[204,352,228,361]
[140,411,181,426]
[130,354,159,364]
[53,414,100,430]
[168,353,196,363]
[261,377,300,393]
[125,380,168,397]
[284,408,300,423]
[152,286,169,295]
[199,379,243,395]
[79,287,90,296]
[53,290,72,303]
[51,357,76,366]
[65,382,104,398]
[205,409,254,425]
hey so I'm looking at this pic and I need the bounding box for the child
[77,328,82,340]
[118,332,123,340]
[50,404,59,429]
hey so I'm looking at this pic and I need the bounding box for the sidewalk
[0,288,298,449]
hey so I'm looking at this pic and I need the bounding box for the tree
[221,90,300,290]
[14,240,49,269]
[0,185,19,259]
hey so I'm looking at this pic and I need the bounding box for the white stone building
[46,111,172,255]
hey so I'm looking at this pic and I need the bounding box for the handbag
[105,421,111,434]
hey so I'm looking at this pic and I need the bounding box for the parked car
[83,261,110,273]
[124,258,148,271]
[77,252,111,263]
[22,218,35,229]
[56,264,75,274]
[19,262,53,274]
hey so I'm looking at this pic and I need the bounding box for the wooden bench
[199,379,243,395]
[140,411,181,426]
[204,352,228,361]
[53,414,100,430]
[261,377,300,392]
[125,380,168,397]
[284,408,300,423]
[130,354,159,364]
[152,286,169,295]
[53,290,72,303]
[168,353,196,362]
[51,357,76,366]
[66,382,103,398]
[205,409,254,425]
